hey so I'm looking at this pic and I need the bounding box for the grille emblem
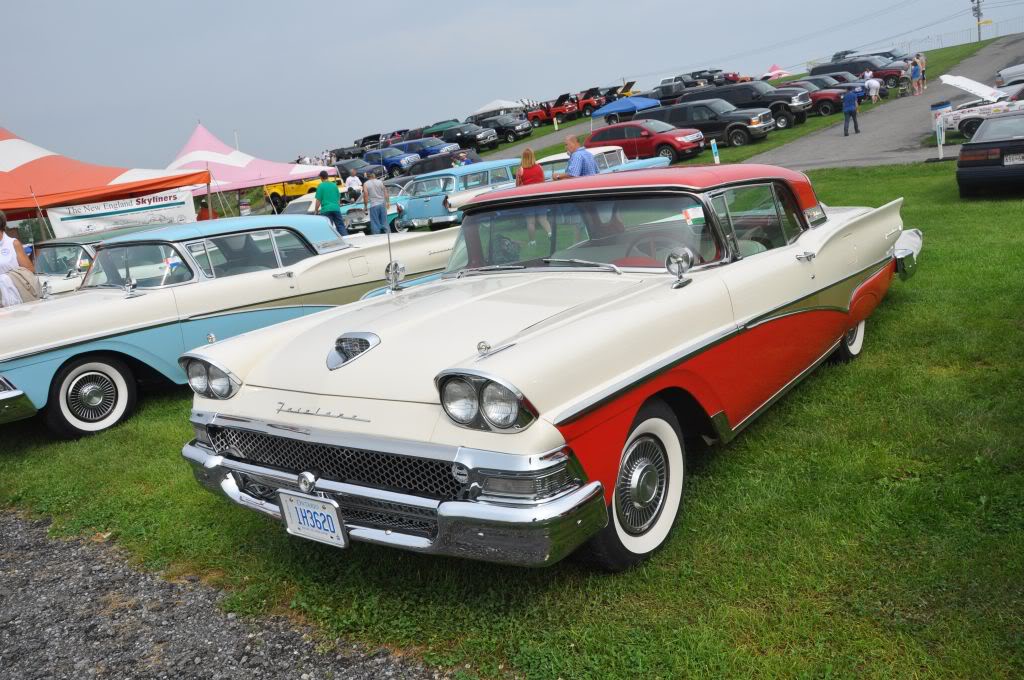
[451,463,470,484]
[297,471,317,494]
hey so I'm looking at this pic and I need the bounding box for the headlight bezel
[436,370,537,433]
[178,354,242,400]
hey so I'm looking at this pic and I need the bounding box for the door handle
[272,271,294,279]
[795,251,816,262]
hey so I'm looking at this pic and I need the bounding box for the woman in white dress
[0,211,36,307]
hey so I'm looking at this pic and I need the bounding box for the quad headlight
[178,356,241,400]
[437,372,536,432]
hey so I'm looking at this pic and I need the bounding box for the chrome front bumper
[0,379,37,425]
[183,441,607,567]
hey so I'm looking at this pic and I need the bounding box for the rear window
[974,117,1024,142]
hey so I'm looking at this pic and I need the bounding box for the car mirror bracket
[666,248,696,289]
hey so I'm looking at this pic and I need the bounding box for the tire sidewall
[832,319,866,362]
[657,145,677,161]
[729,128,749,147]
[49,357,136,436]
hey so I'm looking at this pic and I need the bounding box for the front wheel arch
[45,353,141,438]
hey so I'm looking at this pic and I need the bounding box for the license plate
[1004,153,1024,166]
[279,491,347,547]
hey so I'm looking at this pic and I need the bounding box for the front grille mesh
[211,427,461,500]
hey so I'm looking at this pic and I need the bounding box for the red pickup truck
[527,93,579,127]
[573,87,607,117]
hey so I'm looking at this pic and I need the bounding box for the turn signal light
[959,148,1001,163]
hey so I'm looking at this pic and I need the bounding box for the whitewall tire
[579,400,685,571]
[832,319,866,362]
[46,356,137,438]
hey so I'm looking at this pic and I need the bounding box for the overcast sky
[3,0,1021,168]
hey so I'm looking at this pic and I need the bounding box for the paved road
[491,117,607,160]
[746,35,1024,171]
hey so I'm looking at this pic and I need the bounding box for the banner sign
[47,188,196,237]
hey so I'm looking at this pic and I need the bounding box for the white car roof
[998,63,1024,78]
[939,75,1006,103]
[538,146,622,164]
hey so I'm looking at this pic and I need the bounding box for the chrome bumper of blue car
[0,379,37,425]
[182,441,608,567]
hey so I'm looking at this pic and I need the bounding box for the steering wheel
[617,233,694,268]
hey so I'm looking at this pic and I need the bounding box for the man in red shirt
[196,198,219,221]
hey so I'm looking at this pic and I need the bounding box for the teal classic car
[0,215,457,437]
[394,158,521,231]
[537,145,670,179]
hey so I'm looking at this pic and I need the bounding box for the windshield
[83,243,193,289]
[640,119,676,133]
[445,195,721,273]
[339,159,368,171]
[282,198,312,214]
[817,76,840,86]
[379,148,402,159]
[707,99,734,113]
[35,244,91,276]
[750,81,774,94]
[795,82,819,91]
[420,137,444,146]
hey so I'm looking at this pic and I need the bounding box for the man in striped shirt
[554,135,598,180]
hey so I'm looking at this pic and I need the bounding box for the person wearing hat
[314,170,344,234]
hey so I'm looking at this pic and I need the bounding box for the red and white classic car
[180,165,921,571]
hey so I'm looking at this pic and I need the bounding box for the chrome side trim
[711,338,842,443]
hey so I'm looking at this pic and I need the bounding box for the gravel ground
[0,513,444,680]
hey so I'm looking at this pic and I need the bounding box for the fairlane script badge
[275,402,370,423]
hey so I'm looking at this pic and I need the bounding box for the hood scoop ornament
[326,332,380,370]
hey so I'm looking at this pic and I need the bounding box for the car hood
[730,107,772,118]
[241,273,649,404]
[939,74,1006,103]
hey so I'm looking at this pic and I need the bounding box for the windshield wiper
[542,258,622,274]
[454,264,526,279]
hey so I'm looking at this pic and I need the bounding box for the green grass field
[2,160,1022,679]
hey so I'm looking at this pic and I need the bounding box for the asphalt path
[746,35,1024,171]
[491,116,608,160]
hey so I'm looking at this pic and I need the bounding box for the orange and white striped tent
[0,127,210,219]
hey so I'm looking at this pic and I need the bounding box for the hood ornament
[476,341,491,356]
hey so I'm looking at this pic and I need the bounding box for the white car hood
[939,74,1006,103]
[242,273,647,404]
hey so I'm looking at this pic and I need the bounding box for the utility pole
[971,0,984,42]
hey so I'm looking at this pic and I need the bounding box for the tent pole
[28,186,55,239]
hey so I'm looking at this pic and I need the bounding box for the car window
[186,241,214,277]
[690,106,713,122]
[590,129,613,142]
[594,153,610,171]
[488,166,513,184]
[272,229,315,266]
[84,243,193,288]
[366,152,380,163]
[201,230,279,278]
[410,177,455,196]
[463,170,489,189]
[640,119,675,133]
[447,194,722,271]
[281,199,312,215]
[623,126,642,139]
[710,184,792,256]
[773,184,805,242]
[34,244,91,276]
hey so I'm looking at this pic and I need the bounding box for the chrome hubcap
[67,371,117,422]
[615,435,668,535]
[845,325,859,345]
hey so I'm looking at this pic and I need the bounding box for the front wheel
[885,75,899,89]
[505,132,516,143]
[531,118,540,128]
[774,110,795,129]
[554,114,564,125]
[45,356,137,438]
[577,400,685,571]
[831,320,866,362]
[606,114,619,124]
[389,166,402,178]
[656,145,677,162]
[728,127,751,147]
[794,111,808,124]
[584,106,593,116]
[817,101,835,116]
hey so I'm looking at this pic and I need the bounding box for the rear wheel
[817,100,836,116]
[389,166,402,178]
[885,75,899,88]
[505,131,516,144]
[46,356,137,438]
[794,110,808,124]
[606,114,620,124]
[959,119,982,138]
[656,145,677,162]
[831,320,866,362]
[727,127,751,147]
[577,400,686,572]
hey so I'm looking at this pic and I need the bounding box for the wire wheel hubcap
[845,325,859,345]
[67,371,117,422]
[616,435,669,535]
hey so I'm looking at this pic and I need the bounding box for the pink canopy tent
[761,64,792,80]
[167,124,336,196]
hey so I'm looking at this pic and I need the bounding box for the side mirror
[123,278,139,298]
[640,130,651,137]
[385,261,406,292]
[666,248,695,289]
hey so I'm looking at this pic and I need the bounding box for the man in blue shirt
[843,89,861,137]
[554,135,598,180]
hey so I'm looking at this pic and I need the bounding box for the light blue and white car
[0,215,457,437]
[538,145,670,180]
[394,158,522,231]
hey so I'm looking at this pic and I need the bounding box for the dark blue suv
[363,147,421,178]
[389,137,460,159]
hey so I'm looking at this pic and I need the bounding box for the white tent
[472,99,526,116]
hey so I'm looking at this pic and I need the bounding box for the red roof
[474,164,821,211]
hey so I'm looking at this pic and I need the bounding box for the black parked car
[333,157,387,182]
[635,98,775,147]
[801,75,889,100]
[479,115,532,144]
[407,149,482,176]
[956,111,1024,198]
[673,81,812,130]
[441,123,499,150]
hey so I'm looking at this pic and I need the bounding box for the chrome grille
[211,427,462,500]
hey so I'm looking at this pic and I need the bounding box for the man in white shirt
[344,169,363,202]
